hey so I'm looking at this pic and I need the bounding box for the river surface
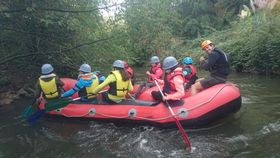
[1,72,280,158]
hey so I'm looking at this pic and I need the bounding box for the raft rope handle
[59,110,176,121]
[56,84,233,120]
[185,84,234,111]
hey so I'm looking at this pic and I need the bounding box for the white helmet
[112,60,125,68]
[150,56,160,64]
[41,64,54,75]
[79,64,91,73]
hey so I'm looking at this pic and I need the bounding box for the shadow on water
[1,72,280,157]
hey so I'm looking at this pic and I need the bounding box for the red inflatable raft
[39,78,241,128]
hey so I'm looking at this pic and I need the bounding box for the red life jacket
[149,63,163,81]
[125,66,134,79]
[183,65,197,83]
[95,72,102,78]
[163,67,185,94]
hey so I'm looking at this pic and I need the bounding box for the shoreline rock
[0,86,34,105]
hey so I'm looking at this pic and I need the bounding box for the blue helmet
[183,57,193,64]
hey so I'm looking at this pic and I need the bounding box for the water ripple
[225,135,250,148]
[259,120,280,135]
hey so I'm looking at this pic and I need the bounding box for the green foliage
[123,0,181,64]
[0,0,126,80]
[1,0,279,91]
[188,5,280,75]
[179,0,250,39]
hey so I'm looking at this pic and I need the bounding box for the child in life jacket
[182,57,198,90]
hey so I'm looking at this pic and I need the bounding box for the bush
[185,6,280,75]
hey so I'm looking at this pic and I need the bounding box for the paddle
[127,93,136,100]
[154,79,192,150]
[44,97,80,111]
[21,105,33,119]
[27,109,46,123]
[27,90,107,123]
[21,99,40,119]
[26,97,81,123]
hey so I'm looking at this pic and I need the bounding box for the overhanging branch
[0,36,114,65]
[0,2,125,14]
[37,2,125,13]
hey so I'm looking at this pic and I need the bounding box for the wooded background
[1,0,279,88]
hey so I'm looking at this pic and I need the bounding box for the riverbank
[0,85,33,105]
[0,73,34,105]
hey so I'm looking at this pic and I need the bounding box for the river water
[1,72,280,158]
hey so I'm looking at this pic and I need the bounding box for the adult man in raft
[191,40,230,95]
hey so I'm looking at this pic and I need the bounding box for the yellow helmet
[201,40,213,49]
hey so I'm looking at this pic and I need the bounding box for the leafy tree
[122,0,182,64]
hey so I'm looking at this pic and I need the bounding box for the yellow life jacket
[39,74,59,99]
[85,74,99,98]
[108,70,129,97]
[78,73,99,98]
